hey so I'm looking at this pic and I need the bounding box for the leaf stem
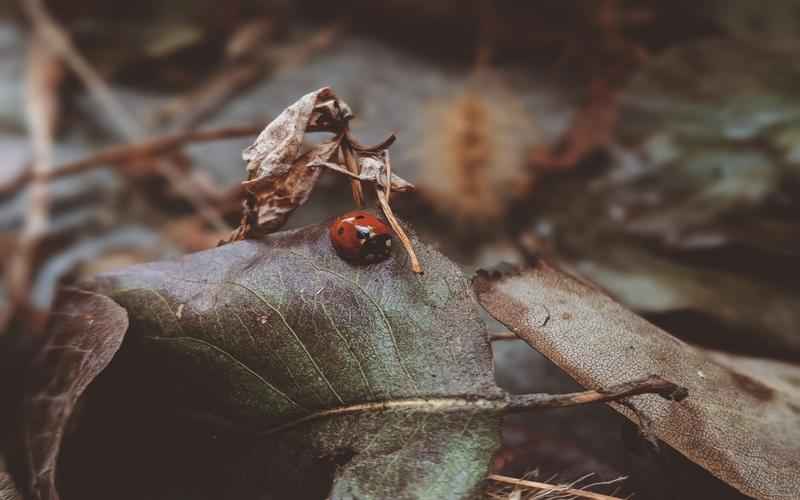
[255,375,686,436]
[377,188,423,274]
[504,374,687,411]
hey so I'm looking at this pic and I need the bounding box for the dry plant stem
[342,143,365,207]
[0,124,263,198]
[504,374,687,411]
[160,23,340,130]
[489,331,519,341]
[384,149,393,204]
[257,375,685,436]
[487,475,624,500]
[4,30,59,314]
[21,0,229,232]
[376,188,423,274]
[161,63,264,130]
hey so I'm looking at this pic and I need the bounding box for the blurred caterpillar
[419,79,540,227]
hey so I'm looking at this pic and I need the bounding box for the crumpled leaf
[23,289,129,500]
[241,138,341,233]
[240,87,352,231]
[58,216,503,500]
[474,262,800,500]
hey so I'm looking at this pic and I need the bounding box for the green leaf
[87,216,503,500]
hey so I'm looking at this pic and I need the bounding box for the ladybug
[329,211,393,264]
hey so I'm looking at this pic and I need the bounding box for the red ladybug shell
[329,211,393,263]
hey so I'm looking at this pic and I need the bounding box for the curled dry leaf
[234,87,351,236]
[473,262,800,500]
[23,289,128,500]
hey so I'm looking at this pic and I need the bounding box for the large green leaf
[85,216,502,500]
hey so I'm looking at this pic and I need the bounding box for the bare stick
[376,188,423,274]
[255,375,686,436]
[4,29,60,317]
[505,374,687,411]
[342,143,365,207]
[384,148,393,204]
[489,331,518,341]
[0,124,263,198]
[21,0,230,232]
[487,475,624,500]
[159,22,340,130]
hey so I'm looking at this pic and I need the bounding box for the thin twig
[158,22,341,130]
[384,147,393,204]
[21,0,230,232]
[489,331,519,341]
[504,374,687,411]
[376,188,422,274]
[159,63,265,131]
[0,124,263,197]
[488,475,624,500]
[342,142,365,207]
[254,375,686,436]
[4,28,60,321]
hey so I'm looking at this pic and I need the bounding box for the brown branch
[376,188,422,274]
[254,375,686,437]
[341,143,365,207]
[0,124,263,198]
[158,64,266,131]
[489,331,519,341]
[21,0,230,232]
[157,22,341,131]
[4,28,61,323]
[506,374,688,411]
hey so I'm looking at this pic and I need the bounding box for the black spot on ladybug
[356,215,365,219]
[337,227,345,235]
[356,227,370,240]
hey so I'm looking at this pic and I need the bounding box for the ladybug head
[359,232,392,262]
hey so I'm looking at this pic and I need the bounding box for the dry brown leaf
[238,87,352,234]
[474,262,800,500]
[23,289,129,500]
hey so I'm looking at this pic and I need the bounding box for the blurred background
[1,1,798,498]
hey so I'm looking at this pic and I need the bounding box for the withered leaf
[241,138,340,233]
[474,262,800,500]
[23,289,129,500]
[75,216,503,500]
[240,87,351,232]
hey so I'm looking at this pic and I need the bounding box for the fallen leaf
[84,217,500,499]
[573,245,800,355]
[239,87,351,233]
[474,262,800,500]
[22,289,128,500]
